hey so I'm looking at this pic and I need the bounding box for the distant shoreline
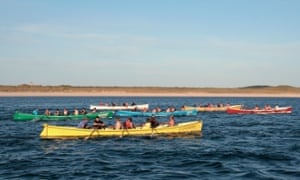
[1,85,300,97]
[0,92,299,97]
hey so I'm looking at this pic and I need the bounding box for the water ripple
[0,97,299,179]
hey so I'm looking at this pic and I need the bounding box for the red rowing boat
[226,106,292,114]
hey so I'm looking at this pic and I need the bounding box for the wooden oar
[151,128,158,137]
[121,128,129,138]
[84,128,97,140]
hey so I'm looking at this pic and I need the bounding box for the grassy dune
[0,84,300,97]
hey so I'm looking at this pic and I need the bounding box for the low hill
[0,84,300,96]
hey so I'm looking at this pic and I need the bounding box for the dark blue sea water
[0,96,299,179]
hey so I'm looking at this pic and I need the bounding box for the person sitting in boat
[142,107,148,112]
[170,106,176,112]
[123,117,135,129]
[254,105,259,110]
[78,119,89,128]
[264,104,272,110]
[93,117,105,129]
[32,109,38,115]
[54,109,60,116]
[152,108,157,113]
[143,118,151,128]
[114,117,122,130]
[168,115,176,127]
[74,108,79,115]
[150,116,160,128]
[91,107,97,113]
[165,106,171,112]
[152,107,161,113]
[63,108,69,116]
[44,109,51,116]
[80,108,87,115]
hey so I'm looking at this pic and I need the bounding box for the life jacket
[124,119,133,129]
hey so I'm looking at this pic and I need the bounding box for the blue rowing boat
[115,110,197,117]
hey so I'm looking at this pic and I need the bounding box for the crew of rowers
[253,104,279,110]
[43,108,92,116]
[78,115,176,130]
[98,102,136,106]
[192,103,231,108]
[97,102,182,112]
[38,105,182,116]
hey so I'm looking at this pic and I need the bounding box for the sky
[0,0,300,88]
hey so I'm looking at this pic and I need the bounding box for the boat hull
[226,106,292,114]
[13,111,114,121]
[115,110,197,117]
[90,104,149,110]
[40,120,203,139]
[184,105,242,112]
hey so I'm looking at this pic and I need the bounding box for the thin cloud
[206,37,300,58]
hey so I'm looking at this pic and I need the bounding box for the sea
[0,96,299,179]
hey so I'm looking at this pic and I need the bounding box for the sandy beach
[0,91,299,97]
[1,85,299,97]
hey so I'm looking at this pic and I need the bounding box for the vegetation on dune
[0,84,299,94]
[240,85,272,89]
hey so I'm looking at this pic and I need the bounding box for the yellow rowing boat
[40,120,203,139]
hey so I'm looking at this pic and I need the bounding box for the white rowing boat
[90,104,149,110]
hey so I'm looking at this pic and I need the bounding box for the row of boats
[13,103,292,139]
[91,103,292,114]
[13,109,198,121]
[14,104,292,121]
[39,104,292,139]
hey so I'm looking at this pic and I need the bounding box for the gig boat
[114,110,197,117]
[226,106,292,114]
[40,120,203,139]
[13,111,114,121]
[90,104,149,111]
[183,104,242,112]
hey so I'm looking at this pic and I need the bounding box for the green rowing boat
[13,111,114,121]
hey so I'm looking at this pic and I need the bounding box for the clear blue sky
[1,0,299,87]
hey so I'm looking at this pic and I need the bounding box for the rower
[168,115,176,127]
[150,116,159,128]
[93,117,105,129]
